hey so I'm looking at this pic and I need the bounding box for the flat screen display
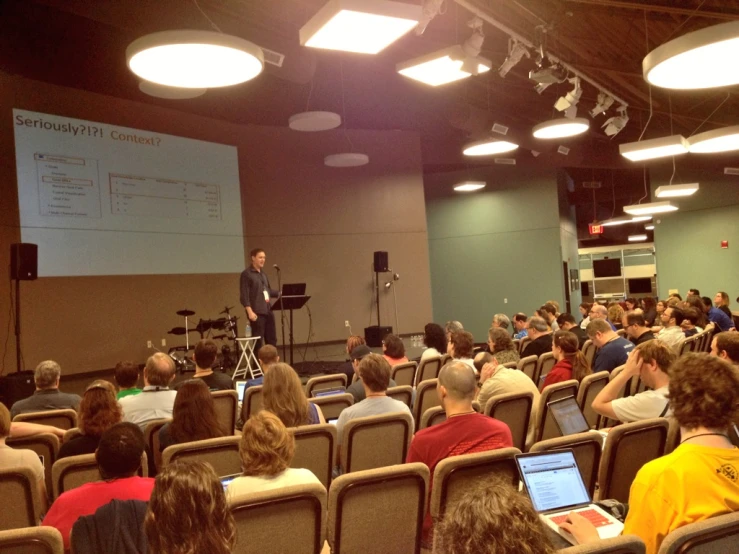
[628,277,652,294]
[592,258,621,278]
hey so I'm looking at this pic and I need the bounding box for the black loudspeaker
[10,243,38,281]
[365,325,393,348]
[0,370,35,406]
[373,251,389,273]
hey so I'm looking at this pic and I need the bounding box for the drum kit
[167,306,240,372]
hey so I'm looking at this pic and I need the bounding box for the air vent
[582,181,602,189]
[491,123,509,135]
[558,146,570,155]
[494,158,516,165]
[261,47,285,67]
[724,167,739,175]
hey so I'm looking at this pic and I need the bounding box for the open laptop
[548,396,590,436]
[515,450,624,545]
[220,474,240,491]
[282,283,306,296]
[311,387,346,398]
[235,381,247,402]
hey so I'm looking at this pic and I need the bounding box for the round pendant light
[532,118,590,139]
[462,139,518,156]
[688,125,739,153]
[289,112,342,132]
[324,153,369,167]
[127,30,264,88]
[138,81,207,99]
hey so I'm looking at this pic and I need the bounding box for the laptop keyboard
[550,509,611,528]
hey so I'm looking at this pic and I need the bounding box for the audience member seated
[257,344,280,376]
[159,379,227,452]
[657,306,687,351]
[445,320,464,341]
[382,333,409,367]
[227,411,321,497]
[711,332,739,365]
[683,295,708,327]
[681,307,702,337]
[561,353,739,554]
[592,341,675,423]
[448,331,477,373]
[702,295,736,332]
[114,361,142,400]
[346,345,397,403]
[541,331,591,390]
[337,335,364,383]
[714,291,733,319]
[587,319,634,373]
[513,313,529,340]
[669,292,683,302]
[434,480,554,554]
[421,323,448,361]
[608,303,625,330]
[652,299,667,331]
[486,327,520,365]
[120,353,178,430]
[10,360,81,418]
[0,402,47,511]
[521,317,553,358]
[491,313,511,332]
[72,499,148,554]
[263,363,324,426]
[407,361,513,545]
[578,302,591,329]
[642,296,657,327]
[146,460,235,554]
[622,311,655,346]
[43,422,155,550]
[556,313,587,348]
[687,288,700,298]
[175,339,234,392]
[624,297,639,311]
[59,380,122,459]
[588,304,617,331]
[538,303,559,331]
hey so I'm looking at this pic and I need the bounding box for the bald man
[406,361,513,545]
[589,304,617,332]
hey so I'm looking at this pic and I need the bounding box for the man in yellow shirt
[560,353,739,554]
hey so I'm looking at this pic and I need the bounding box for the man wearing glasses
[622,311,655,346]
[589,304,617,331]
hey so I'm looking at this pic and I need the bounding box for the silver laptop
[515,450,623,544]
[548,396,590,436]
[311,387,346,398]
[235,381,247,402]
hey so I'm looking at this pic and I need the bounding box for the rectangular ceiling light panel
[619,135,689,162]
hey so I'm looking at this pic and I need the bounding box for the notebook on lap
[515,450,623,545]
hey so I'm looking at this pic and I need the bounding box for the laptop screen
[282,283,306,296]
[548,396,590,436]
[235,381,247,402]
[311,387,346,398]
[516,451,590,513]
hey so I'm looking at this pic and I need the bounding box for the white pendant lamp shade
[325,153,369,167]
[645,224,655,230]
[643,21,739,89]
[138,81,206,99]
[655,183,699,198]
[289,112,342,132]
[688,125,739,153]
[397,46,491,86]
[462,139,518,156]
[454,181,486,192]
[628,234,648,242]
[532,118,590,139]
[299,0,421,54]
[127,31,264,88]
[623,201,678,216]
[619,135,689,162]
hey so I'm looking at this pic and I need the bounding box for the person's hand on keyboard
[558,511,600,545]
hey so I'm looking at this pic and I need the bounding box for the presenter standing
[240,248,279,348]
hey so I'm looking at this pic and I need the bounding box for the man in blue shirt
[587,318,634,372]
[512,313,528,340]
[701,296,736,332]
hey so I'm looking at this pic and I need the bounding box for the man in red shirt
[43,422,155,550]
[406,361,513,544]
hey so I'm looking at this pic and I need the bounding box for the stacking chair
[440,354,451,367]
[512,338,520,353]
[289,424,337,489]
[212,390,239,434]
[414,356,441,386]
[340,412,414,473]
[582,340,597,367]
[241,385,263,423]
[559,535,646,553]
[52,452,149,500]
[229,483,326,554]
[577,372,610,429]
[518,336,531,355]
[517,355,538,381]
[500,361,518,369]
[616,329,627,338]
[61,428,82,444]
[0,467,43,531]
[308,393,353,421]
[533,380,579,443]
[657,511,739,553]
[419,406,446,430]
[144,418,171,472]
[305,374,347,397]
[534,352,556,384]
[327,463,429,554]
[0,526,65,553]
[412,379,441,426]
[484,391,534,452]
[162,436,241,477]
[598,417,669,503]
[529,432,603,497]
[665,417,681,455]
[6,433,59,497]
[13,409,77,430]
[391,362,417,387]
[386,385,414,408]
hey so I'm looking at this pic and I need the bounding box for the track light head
[554,77,582,114]
[498,39,530,78]
[590,92,615,118]
[603,104,629,137]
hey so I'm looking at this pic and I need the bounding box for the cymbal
[176,309,196,317]
[168,327,197,336]
[219,306,234,315]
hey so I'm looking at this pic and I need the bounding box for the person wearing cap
[345,345,399,403]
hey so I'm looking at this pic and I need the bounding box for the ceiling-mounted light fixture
[643,20,739,90]
[655,183,700,198]
[628,234,648,242]
[603,105,629,137]
[299,0,421,54]
[127,31,264,88]
[600,215,652,227]
[533,117,590,139]
[590,92,615,117]
[688,125,739,153]
[288,111,342,132]
[529,64,567,86]
[623,201,678,216]
[324,153,369,167]
[554,77,582,118]
[453,181,486,192]
[138,81,207,99]
[644,224,655,230]
[498,39,530,78]
[619,135,689,162]
[462,139,519,156]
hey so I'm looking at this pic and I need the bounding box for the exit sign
[589,223,604,235]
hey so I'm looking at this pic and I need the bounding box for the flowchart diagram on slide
[35,153,101,218]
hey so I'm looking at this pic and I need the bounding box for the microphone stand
[275,266,287,362]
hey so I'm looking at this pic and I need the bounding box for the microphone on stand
[273,264,281,271]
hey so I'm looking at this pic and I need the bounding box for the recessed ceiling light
[643,20,739,89]
[619,135,689,162]
[127,30,264,88]
[688,125,739,153]
[655,183,700,198]
[138,81,206,99]
[462,139,518,157]
[299,0,421,54]
[628,234,648,242]
[532,118,590,139]
[288,112,342,132]
[397,45,491,86]
[623,201,678,216]
[324,153,369,167]
[453,181,486,192]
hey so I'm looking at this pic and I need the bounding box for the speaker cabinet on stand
[365,251,392,347]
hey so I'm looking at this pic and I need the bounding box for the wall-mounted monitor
[593,258,622,278]
[628,277,653,294]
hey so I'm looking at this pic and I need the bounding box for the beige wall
[0,72,432,375]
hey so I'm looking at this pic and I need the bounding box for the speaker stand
[14,277,22,372]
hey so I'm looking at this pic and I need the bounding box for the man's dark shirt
[593,337,634,373]
[632,330,655,346]
[240,267,277,315]
[10,388,81,418]
[521,334,553,358]
[173,372,234,392]
[567,326,588,349]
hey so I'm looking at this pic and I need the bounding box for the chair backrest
[211,390,239,434]
[484,392,534,452]
[500,361,518,369]
[386,385,413,408]
[665,417,681,455]
[162,436,241,477]
[616,329,627,338]
[0,526,65,554]
[328,463,429,554]
[412,379,441,425]
[289,424,337,489]
[598,417,669,503]
[390,362,417,388]
[414,356,441,386]
[419,406,446,430]
[582,340,596,367]
[535,352,557,384]
[308,393,353,421]
[51,451,149,500]
[229,483,326,554]
[529,432,603,497]
[535,380,580,443]
[61,428,82,444]
[144,418,171,472]
[679,335,698,356]
[559,535,646,553]
[440,354,451,366]
[602,365,628,427]
[5,433,59,497]
[305,374,348,397]
[519,336,531,355]
[576,372,610,429]
[241,385,263,423]
[698,329,713,353]
[657,511,739,554]
[512,338,521,353]
[517,355,538,381]
[0,467,42,531]
[340,412,414,473]
[13,409,77,430]
[430,447,521,521]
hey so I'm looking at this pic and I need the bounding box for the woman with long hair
[683,295,708,328]
[578,302,591,329]
[382,334,408,367]
[607,303,625,330]
[145,460,235,554]
[158,379,226,451]
[487,327,520,365]
[338,335,366,382]
[540,331,591,391]
[59,380,122,459]
[262,363,324,427]
[642,296,657,327]
[421,323,447,361]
